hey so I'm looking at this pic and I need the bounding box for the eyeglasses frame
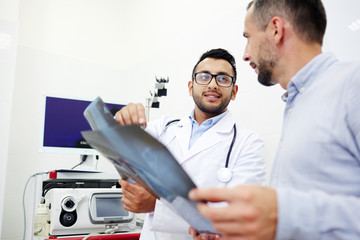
[193,72,235,88]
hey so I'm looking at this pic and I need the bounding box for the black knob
[60,211,77,227]
[64,199,75,209]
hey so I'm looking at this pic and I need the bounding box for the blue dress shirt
[271,53,360,239]
[188,110,227,149]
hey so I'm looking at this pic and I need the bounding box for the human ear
[188,81,193,96]
[269,16,284,44]
[231,85,238,100]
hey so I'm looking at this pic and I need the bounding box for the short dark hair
[192,48,237,82]
[247,0,327,45]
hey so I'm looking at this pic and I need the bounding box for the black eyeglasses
[193,72,235,87]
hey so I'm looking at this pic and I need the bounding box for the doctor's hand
[114,103,147,127]
[189,227,220,240]
[119,178,156,213]
[188,185,277,240]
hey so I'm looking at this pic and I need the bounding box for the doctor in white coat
[115,48,266,240]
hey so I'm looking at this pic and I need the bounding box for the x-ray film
[81,97,217,234]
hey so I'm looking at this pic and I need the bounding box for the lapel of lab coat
[174,111,235,165]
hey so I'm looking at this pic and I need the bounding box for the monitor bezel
[88,192,134,224]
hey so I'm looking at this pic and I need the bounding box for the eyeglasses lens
[195,73,233,87]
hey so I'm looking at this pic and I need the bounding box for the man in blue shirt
[189,0,360,239]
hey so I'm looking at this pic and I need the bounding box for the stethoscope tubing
[225,124,237,168]
[165,119,237,169]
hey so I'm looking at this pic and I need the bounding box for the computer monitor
[40,95,125,168]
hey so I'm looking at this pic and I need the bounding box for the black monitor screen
[42,96,125,151]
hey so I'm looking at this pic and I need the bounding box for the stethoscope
[165,120,237,183]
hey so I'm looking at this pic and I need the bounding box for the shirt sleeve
[276,188,360,239]
[345,65,360,162]
[145,115,170,138]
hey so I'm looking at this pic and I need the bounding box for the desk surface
[46,232,140,240]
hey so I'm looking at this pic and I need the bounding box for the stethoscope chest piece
[217,167,232,183]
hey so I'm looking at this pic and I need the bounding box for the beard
[256,40,278,87]
[192,90,232,115]
[257,59,276,86]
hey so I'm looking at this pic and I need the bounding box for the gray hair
[247,0,327,45]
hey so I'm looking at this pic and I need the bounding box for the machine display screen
[96,197,128,217]
[41,95,125,154]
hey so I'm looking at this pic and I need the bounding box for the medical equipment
[44,188,137,236]
[145,77,169,120]
[166,120,237,183]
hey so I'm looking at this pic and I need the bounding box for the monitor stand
[74,154,98,171]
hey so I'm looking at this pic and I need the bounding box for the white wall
[0,0,19,238]
[2,0,360,239]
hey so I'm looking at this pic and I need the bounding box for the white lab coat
[139,110,266,240]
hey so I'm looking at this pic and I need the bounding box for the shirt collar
[282,52,338,102]
[189,109,228,126]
